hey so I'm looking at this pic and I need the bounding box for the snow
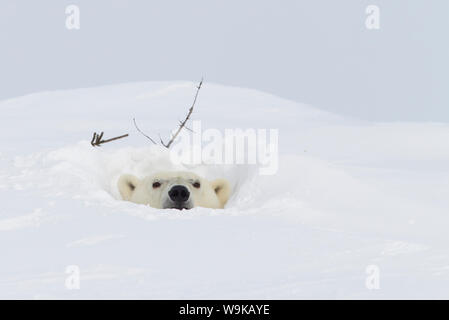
[1,81,449,299]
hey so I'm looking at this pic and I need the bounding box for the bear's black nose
[168,185,190,203]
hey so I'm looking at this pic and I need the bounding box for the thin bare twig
[133,78,203,148]
[163,78,203,148]
[91,132,129,147]
[133,118,157,144]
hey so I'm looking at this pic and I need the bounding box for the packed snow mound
[1,81,449,299]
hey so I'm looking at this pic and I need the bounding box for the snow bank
[0,82,449,298]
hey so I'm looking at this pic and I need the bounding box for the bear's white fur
[117,171,231,209]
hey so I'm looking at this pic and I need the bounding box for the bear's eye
[152,181,161,188]
[193,182,201,188]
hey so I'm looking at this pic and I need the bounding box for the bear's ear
[211,178,231,208]
[117,174,140,201]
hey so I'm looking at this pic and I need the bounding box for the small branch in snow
[162,78,203,148]
[91,132,129,147]
[134,78,203,148]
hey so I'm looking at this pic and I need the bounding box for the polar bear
[117,171,231,210]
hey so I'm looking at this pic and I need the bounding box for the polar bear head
[117,171,231,210]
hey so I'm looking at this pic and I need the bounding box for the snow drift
[0,82,449,298]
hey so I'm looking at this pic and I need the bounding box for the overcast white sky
[0,0,447,121]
